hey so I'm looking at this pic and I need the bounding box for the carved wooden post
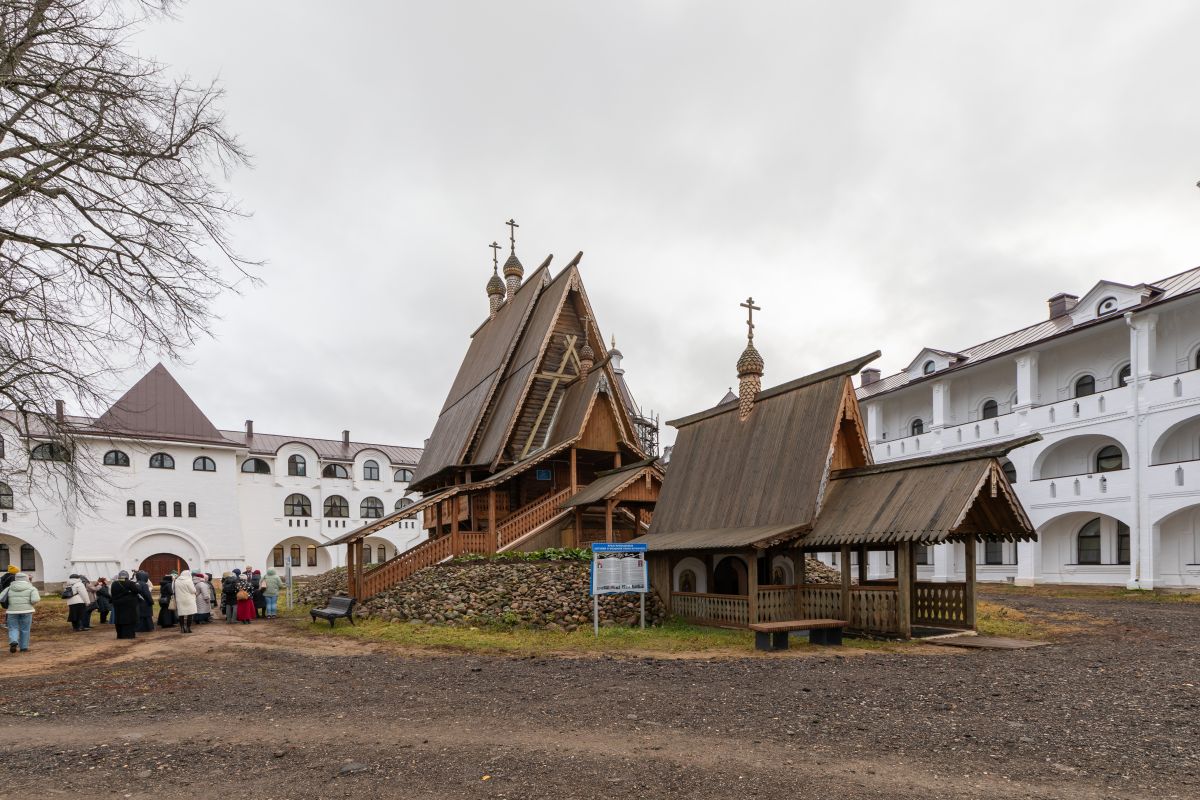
[792,549,805,618]
[605,499,614,543]
[746,551,759,625]
[857,545,868,584]
[896,541,912,639]
[451,497,461,556]
[964,536,977,629]
[840,545,852,623]
[569,447,577,493]
[487,489,497,554]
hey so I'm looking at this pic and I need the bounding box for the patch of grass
[976,602,1047,639]
[982,583,1200,605]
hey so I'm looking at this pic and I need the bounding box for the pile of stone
[802,556,840,583]
[295,567,347,606]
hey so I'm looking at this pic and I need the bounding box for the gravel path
[0,588,1196,799]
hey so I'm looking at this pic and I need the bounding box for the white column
[865,402,881,444]
[1126,313,1156,589]
[931,380,949,429]
[1015,353,1039,410]
[1015,539,1039,586]
[1133,313,1158,380]
[931,542,954,582]
[1138,522,1161,590]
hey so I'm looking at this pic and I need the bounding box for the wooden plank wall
[506,297,583,461]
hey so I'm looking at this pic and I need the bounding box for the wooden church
[329,224,663,599]
[634,300,1038,639]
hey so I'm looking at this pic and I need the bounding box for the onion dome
[736,341,764,378]
[580,340,595,363]
[503,251,524,280]
[486,270,505,297]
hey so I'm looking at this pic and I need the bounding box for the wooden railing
[796,584,843,619]
[496,488,573,549]
[361,535,453,598]
[914,582,968,628]
[459,532,488,554]
[672,592,748,627]
[755,585,796,622]
[850,586,899,634]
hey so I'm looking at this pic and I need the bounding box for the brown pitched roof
[562,458,661,508]
[218,430,421,466]
[92,363,231,445]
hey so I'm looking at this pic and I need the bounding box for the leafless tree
[0,0,256,510]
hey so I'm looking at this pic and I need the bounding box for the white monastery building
[854,265,1200,589]
[0,365,424,584]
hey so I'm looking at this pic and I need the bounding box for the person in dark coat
[157,574,176,628]
[94,577,112,624]
[222,571,239,623]
[134,571,155,633]
[110,571,140,640]
[251,569,266,619]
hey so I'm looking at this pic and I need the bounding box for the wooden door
[139,552,187,583]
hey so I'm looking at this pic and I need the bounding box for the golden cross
[740,296,761,339]
[506,218,519,252]
[489,241,501,272]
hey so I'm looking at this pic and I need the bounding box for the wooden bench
[748,619,847,650]
[310,595,356,627]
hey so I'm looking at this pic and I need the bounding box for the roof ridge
[830,434,1042,478]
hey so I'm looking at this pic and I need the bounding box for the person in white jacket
[173,569,198,634]
[65,574,90,631]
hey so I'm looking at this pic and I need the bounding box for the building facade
[0,364,424,585]
[853,266,1200,589]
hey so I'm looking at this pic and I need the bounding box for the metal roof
[93,363,228,445]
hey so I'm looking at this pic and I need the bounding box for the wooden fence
[849,586,899,634]
[671,592,749,626]
[914,582,968,628]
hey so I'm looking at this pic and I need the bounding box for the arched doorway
[139,552,188,583]
[713,556,748,595]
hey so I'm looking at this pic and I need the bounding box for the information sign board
[590,542,649,635]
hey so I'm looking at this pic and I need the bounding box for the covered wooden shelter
[637,332,1038,639]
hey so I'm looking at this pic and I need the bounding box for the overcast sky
[119,1,1200,449]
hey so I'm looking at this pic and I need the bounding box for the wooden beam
[840,545,852,622]
[451,498,461,555]
[746,551,759,625]
[896,542,912,639]
[604,499,614,543]
[857,545,868,584]
[569,447,577,493]
[487,489,497,554]
[573,508,582,547]
[792,550,805,619]
[963,536,977,630]
[520,336,577,458]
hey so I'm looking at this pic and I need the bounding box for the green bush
[452,547,591,564]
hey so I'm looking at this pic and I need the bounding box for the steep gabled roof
[93,364,231,445]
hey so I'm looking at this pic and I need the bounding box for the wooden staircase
[358,487,574,598]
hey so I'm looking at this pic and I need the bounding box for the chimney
[860,368,880,386]
[342,429,350,446]
[245,419,253,438]
[1048,293,1078,319]
[55,399,65,423]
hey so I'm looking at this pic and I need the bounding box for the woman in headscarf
[93,577,112,625]
[234,571,255,625]
[134,571,155,633]
[193,572,214,624]
[157,573,176,629]
[110,571,140,640]
[222,571,239,623]
[173,569,197,634]
[251,569,266,619]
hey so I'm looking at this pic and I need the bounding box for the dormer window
[922,360,935,375]
[1096,296,1119,316]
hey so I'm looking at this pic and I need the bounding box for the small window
[241,458,270,474]
[362,544,373,564]
[0,544,7,570]
[284,493,312,517]
[1077,518,1101,564]
[1117,522,1131,565]
[104,450,130,467]
[360,496,384,519]
[0,483,11,510]
[273,546,284,568]
[1117,364,1131,387]
[1074,375,1096,398]
[288,454,306,477]
[20,544,35,572]
[377,545,387,563]
[30,443,70,462]
[1001,460,1017,484]
[187,502,197,518]
[363,460,380,481]
[306,544,318,567]
[395,497,414,511]
[394,468,414,482]
[157,501,167,517]
[126,500,135,516]
[981,400,998,420]
[173,501,182,517]
[290,544,301,565]
[1097,296,1119,316]
[322,463,349,479]
[142,501,151,517]
[193,456,216,472]
[984,541,1004,565]
[535,468,552,481]
[1095,445,1123,473]
[323,495,349,518]
[915,545,929,566]
[149,452,174,469]
[922,360,935,375]
[910,419,924,436]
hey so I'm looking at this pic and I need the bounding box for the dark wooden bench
[310,595,356,627]
[748,619,847,650]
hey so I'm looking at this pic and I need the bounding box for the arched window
[362,544,373,564]
[322,463,349,479]
[288,455,306,477]
[1096,296,1118,316]
[126,499,135,516]
[377,545,387,563]
[395,497,414,511]
[193,456,216,472]
[142,500,151,517]
[290,544,301,565]
[149,452,174,469]
[157,501,167,516]
[363,460,380,481]
[240,458,270,474]
[911,419,924,436]
[922,360,936,375]
[1117,522,1131,565]
[1001,460,1017,484]
[0,544,7,570]
[19,544,35,572]
[30,443,70,462]
[323,495,349,518]
[187,502,197,518]
[1077,518,1101,564]
[173,501,182,517]
[0,483,11,510]
[1095,445,1123,473]
[394,468,414,482]
[1117,364,1132,387]
[272,546,284,568]
[678,569,697,593]
[360,496,384,519]
[104,450,130,467]
[306,544,318,567]
[981,400,999,419]
[284,493,312,517]
[1074,375,1096,398]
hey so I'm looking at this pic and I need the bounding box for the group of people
[1,563,286,653]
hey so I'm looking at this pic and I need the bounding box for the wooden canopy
[561,458,661,508]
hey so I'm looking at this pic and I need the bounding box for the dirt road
[1,589,1196,799]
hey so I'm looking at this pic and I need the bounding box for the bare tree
[0,0,256,507]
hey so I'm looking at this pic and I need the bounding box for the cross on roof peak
[505,218,519,252]
[489,241,501,272]
[740,296,761,340]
